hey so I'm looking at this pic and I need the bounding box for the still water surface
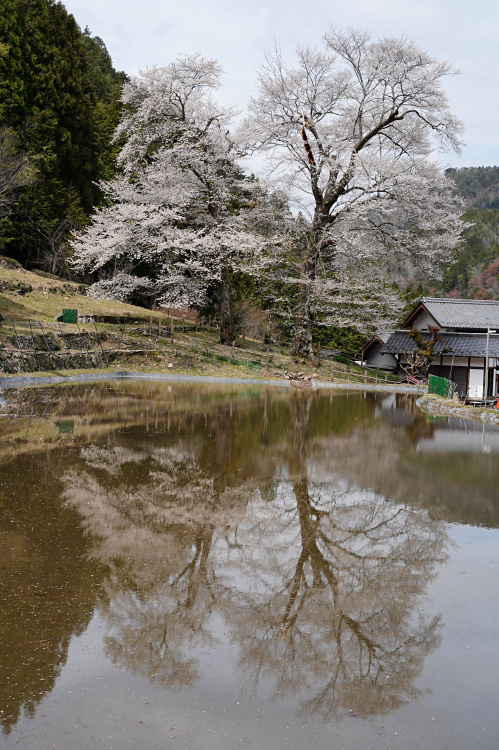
[0,382,498,749]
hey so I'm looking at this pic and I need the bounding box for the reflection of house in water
[375,393,417,428]
[417,423,499,454]
[362,298,499,399]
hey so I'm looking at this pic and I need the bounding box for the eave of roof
[381,330,499,358]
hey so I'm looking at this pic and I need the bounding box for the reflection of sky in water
[417,426,499,453]
[5,524,498,750]
[1,383,499,749]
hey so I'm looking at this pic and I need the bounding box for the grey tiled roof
[381,330,499,358]
[377,329,395,343]
[421,297,499,329]
[360,330,395,355]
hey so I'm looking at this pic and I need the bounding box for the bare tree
[0,127,34,218]
[244,29,466,356]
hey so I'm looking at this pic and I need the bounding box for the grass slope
[0,259,168,323]
[0,259,404,386]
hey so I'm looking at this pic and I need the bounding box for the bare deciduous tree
[0,127,34,218]
[244,29,467,356]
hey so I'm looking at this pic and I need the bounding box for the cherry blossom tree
[244,29,467,356]
[71,55,270,344]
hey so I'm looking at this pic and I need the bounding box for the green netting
[62,308,78,324]
[428,374,456,399]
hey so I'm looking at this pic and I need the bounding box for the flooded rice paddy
[0,381,498,749]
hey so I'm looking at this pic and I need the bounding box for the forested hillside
[446,166,499,210]
[0,0,125,274]
[440,167,499,299]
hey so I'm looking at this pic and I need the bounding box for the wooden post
[28,319,36,353]
[208,314,211,330]
[364,369,367,384]
[385,373,388,382]
[242,323,245,341]
[171,320,175,343]
[149,317,152,335]
[331,363,334,382]
[38,321,51,353]
[317,341,321,367]
[94,320,105,357]
[11,320,21,350]
[278,332,281,347]
[158,320,161,337]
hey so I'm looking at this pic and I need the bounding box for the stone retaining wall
[0,350,109,374]
[417,394,499,425]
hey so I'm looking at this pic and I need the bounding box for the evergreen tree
[0,1,123,271]
[81,28,127,181]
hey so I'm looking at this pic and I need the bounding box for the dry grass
[0,262,403,385]
[0,264,170,323]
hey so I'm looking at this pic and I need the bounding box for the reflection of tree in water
[63,390,448,720]
[64,402,273,688]
[223,395,447,719]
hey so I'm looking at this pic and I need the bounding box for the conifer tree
[0,1,122,271]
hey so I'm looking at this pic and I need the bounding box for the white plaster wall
[364,342,397,370]
[442,356,468,366]
[411,310,438,330]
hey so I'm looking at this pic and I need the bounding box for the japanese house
[361,298,499,399]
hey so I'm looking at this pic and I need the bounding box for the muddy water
[0,382,498,749]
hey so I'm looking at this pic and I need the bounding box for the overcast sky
[63,0,498,170]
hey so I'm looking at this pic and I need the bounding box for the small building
[360,330,397,371]
[362,298,499,399]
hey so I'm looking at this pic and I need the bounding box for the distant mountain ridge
[446,166,499,211]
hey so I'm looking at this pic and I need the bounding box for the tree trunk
[291,213,325,358]
[292,287,314,358]
[219,263,236,346]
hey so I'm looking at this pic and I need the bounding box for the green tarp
[56,309,78,324]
